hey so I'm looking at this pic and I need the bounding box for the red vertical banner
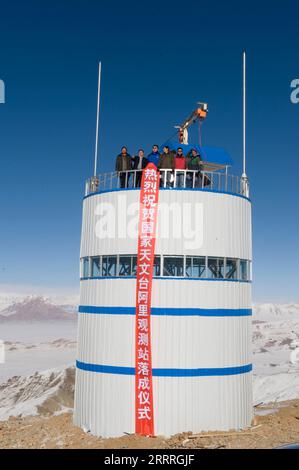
[135,163,160,436]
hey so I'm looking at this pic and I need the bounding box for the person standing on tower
[174,147,186,187]
[147,144,160,168]
[115,146,132,188]
[186,148,203,188]
[132,149,148,187]
[158,145,175,187]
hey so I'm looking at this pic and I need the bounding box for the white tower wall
[74,188,252,437]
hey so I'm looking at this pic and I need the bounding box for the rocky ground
[1,299,299,449]
[1,400,299,449]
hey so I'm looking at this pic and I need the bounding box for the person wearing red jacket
[174,147,186,187]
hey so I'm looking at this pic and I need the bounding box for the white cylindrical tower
[74,169,252,437]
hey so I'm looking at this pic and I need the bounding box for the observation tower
[74,57,252,438]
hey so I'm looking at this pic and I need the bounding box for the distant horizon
[0,1,298,302]
[0,283,298,306]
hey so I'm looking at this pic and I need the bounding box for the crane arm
[177,102,208,144]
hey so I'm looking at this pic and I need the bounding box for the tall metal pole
[241,51,249,196]
[243,52,246,178]
[94,62,101,177]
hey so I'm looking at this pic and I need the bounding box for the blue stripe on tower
[76,360,252,377]
[78,305,252,317]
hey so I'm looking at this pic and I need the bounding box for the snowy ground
[0,297,77,383]
[252,303,299,403]
[0,297,299,420]
[0,326,77,383]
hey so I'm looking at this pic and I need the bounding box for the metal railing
[85,169,249,198]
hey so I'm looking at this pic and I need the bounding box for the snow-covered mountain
[0,366,75,420]
[253,303,299,321]
[0,301,299,420]
[0,289,79,313]
[0,296,77,322]
[252,303,299,404]
[1,296,298,322]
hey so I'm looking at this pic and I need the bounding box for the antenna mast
[241,52,249,196]
[93,62,101,176]
[243,52,246,178]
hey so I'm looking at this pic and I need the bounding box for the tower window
[102,256,117,277]
[163,257,184,277]
[240,260,248,281]
[207,257,225,278]
[186,257,206,278]
[226,258,238,279]
[119,256,132,276]
[132,256,138,276]
[80,255,250,281]
[91,257,101,277]
[83,257,90,278]
[153,256,161,276]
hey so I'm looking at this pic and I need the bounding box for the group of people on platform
[115,144,205,188]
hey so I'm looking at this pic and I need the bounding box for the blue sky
[0,0,298,302]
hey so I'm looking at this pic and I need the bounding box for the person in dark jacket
[131,149,148,187]
[158,146,175,187]
[147,144,160,168]
[186,148,203,187]
[115,146,132,188]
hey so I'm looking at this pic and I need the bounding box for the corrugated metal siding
[74,369,135,437]
[76,313,251,368]
[74,188,253,437]
[80,190,252,259]
[74,371,252,437]
[153,373,252,436]
[80,278,252,309]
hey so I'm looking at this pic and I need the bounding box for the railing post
[84,169,242,197]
